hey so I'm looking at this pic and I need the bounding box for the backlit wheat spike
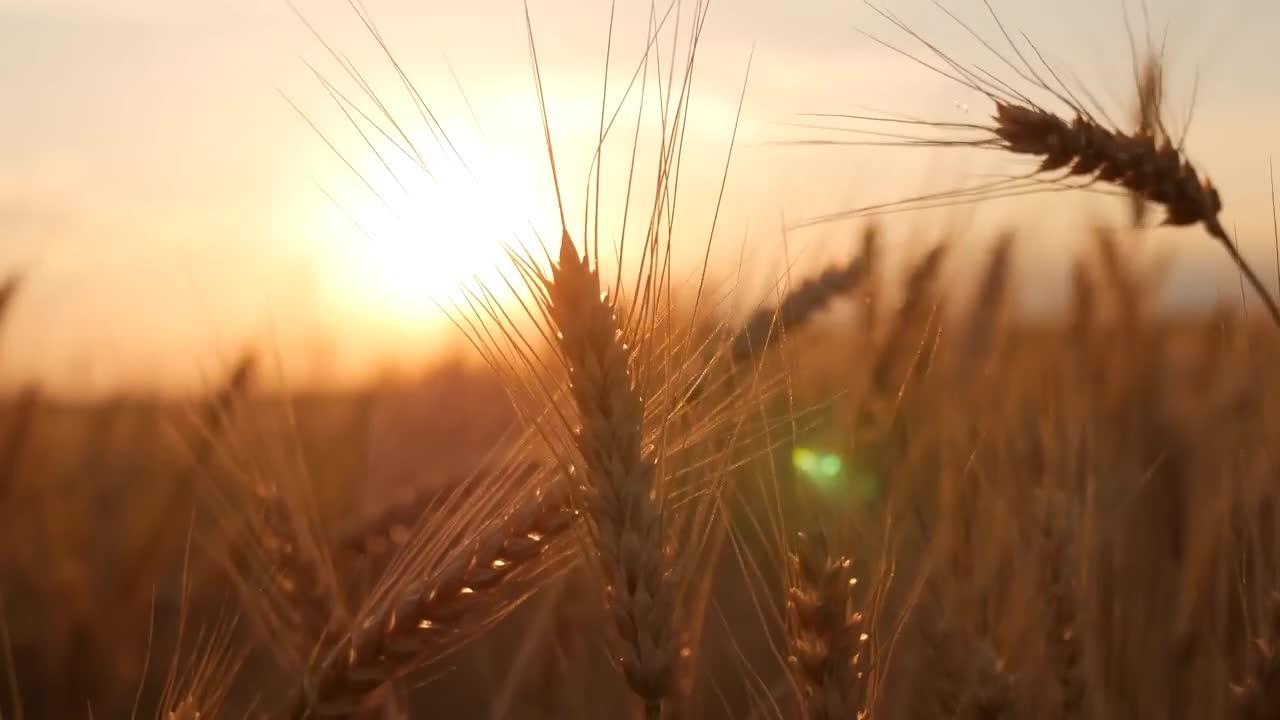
[542,230,683,719]
[291,481,575,718]
[786,530,871,720]
[800,7,1280,326]
[731,226,878,365]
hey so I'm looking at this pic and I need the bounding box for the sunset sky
[2,0,1277,395]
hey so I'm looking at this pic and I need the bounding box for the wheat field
[3,2,1280,719]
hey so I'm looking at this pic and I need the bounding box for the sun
[347,197,508,319]
[313,156,543,328]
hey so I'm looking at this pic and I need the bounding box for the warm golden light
[308,133,545,329]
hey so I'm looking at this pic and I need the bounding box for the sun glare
[311,140,545,329]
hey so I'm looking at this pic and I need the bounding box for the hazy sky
[2,0,1277,394]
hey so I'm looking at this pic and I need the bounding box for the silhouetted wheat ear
[993,103,1220,228]
[991,102,1280,326]
[543,230,682,719]
[786,530,871,720]
[731,226,878,365]
[291,481,575,718]
[1229,592,1280,719]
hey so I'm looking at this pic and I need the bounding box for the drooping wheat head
[794,4,1280,325]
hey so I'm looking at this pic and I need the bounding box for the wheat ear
[289,480,574,718]
[542,230,682,719]
[991,102,1280,326]
[731,226,878,365]
[786,530,871,720]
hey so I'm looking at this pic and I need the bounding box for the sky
[1,0,1277,395]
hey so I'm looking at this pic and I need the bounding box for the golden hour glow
[311,138,543,327]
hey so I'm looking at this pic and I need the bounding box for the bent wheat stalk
[795,6,1280,326]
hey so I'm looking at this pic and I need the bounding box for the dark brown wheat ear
[793,5,1280,326]
[989,101,1280,326]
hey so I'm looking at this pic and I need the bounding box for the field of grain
[4,2,1280,719]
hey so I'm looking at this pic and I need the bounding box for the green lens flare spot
[792,446,845,491]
